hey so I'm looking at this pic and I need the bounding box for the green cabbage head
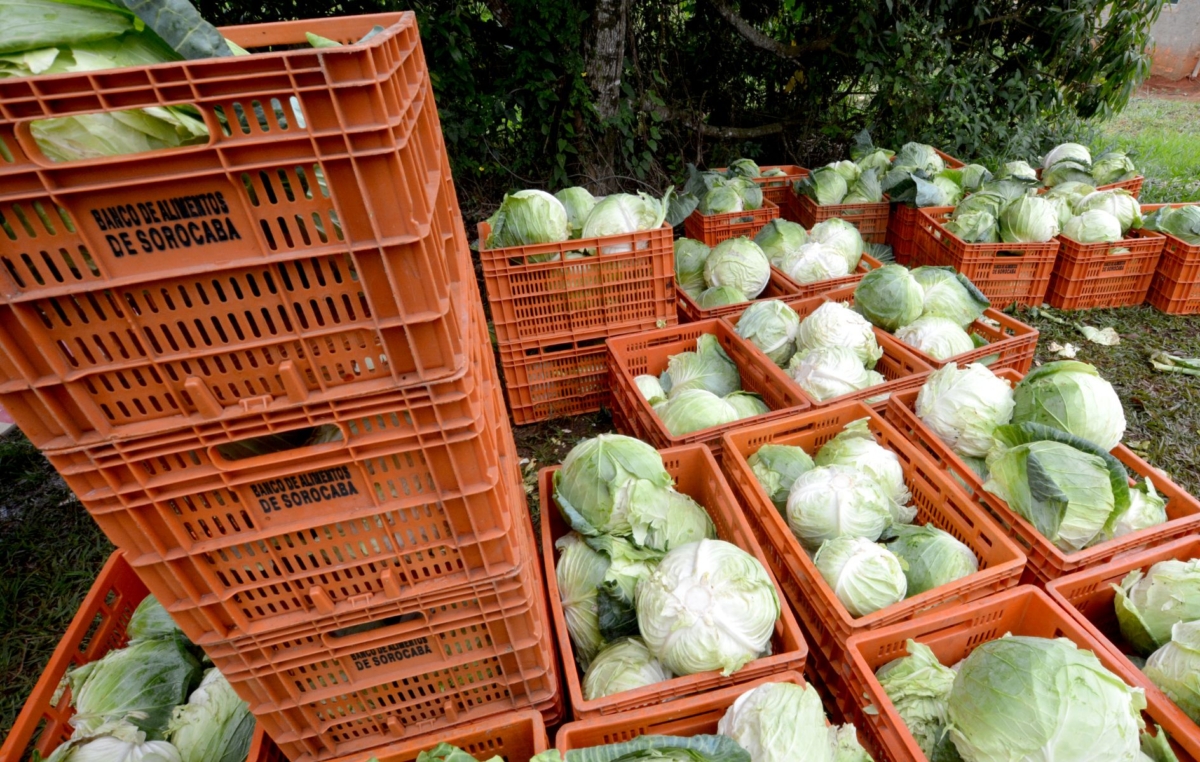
[556,187,598,238]
[656,389,741,436]
[854,265,925,331]
[754,219,808,268]
[1111,479,1168,539]
[815,418,914,525]
[1011,361,1126,451]
[895,316,975,362]
[911,266,990,328]
[797,167,849,206]
[886,524,978,596]
[1144,621,1200,724]
[795,301,882,368]
[486,189,570,248]
[786,464,893,551]
[735,300,801,366]
[45,720,181,762]
[661,334,742,399]
[999,195,1060,243]
[748,444,815,512]
[636,539,779,676]
[1074,190,1143,234]
[789,346,878,403]
[166,668,254,762]
[704,238,772,299]
[674,238,711,297]
[809,217,865,271]
[780,242,851,284]
[813,536,907,617]
[555,532,611,667]
[915,363,1015,458]
[582,637,672,700]
[553,434,673,537]
[697,285,747,308]
[1044,142,1093,170]
[717,680,873,762]
[875,639,956,758]
[948,635,1148,762]
[1063,209,1124,243]
[1115,559,1200,656]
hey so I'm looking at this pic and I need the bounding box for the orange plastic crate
[887,203,924,265]
[915,207,1059,307]
[604,319,811,458]
[238,510,562,762]
[1045,536,1200,760]
[0,177,474,452]
[553,673,803,750]
[476,221,677,346]
[843,586,1186,762]
[1101,176,1146,197]
[806,284,1038,373]
[250,710,550,762]
[539,444,808,718]
[719,404,1025,673]
[724,290,934,410]
[683,200,781,247]
[1144,203,1200,315]
[497,335,610,425]
[1046,229,1165,310]
[783,193,890,244]
[885,369,1200,583]
[675,268,801,322]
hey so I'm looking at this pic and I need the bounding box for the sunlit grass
[1092,97,1200,203]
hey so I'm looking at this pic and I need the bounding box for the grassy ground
[1091,97,1200,203]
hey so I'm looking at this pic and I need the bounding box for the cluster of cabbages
[734,298,885,403]
[551,435,780,700]
[527,680,874,762]
[876,635,1178,762]
[1114,559,1200,730]
[44,597,252,762]
[1040,142,1139,190]
[748,418,978,618]
[851,264,991,361]
[484,186,671,260]
[633,335,772,436]
[684,159,772,217]
[676,217,866,307]
[912,361,1169,553]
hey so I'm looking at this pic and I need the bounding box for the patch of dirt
[1140,75,1200,100]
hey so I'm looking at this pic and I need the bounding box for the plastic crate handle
[207,421,351,471]
[318,608,428,650]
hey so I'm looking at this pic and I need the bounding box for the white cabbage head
[1011,361,1126,451]
[786,464,893,552]
[813,536,907,617]
[916,363,1015,458]
[789,347,875,402]
[795,301,883,368]
[781,242,851,285]
[815,418,915,525]
[582,637,672,700]
[894,316,975,362]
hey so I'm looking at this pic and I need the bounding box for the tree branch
[480,0,513,27]
[947,13,1023,37]
[639,98,786,138]
[708,0,832,58]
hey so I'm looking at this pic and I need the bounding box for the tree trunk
[580,0,629,193]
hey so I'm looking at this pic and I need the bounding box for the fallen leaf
[1077,324,1120,346]
[1150,352,1200,376]
[1048,341,1078,358]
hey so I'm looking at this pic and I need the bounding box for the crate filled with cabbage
[711,159,811,204]
[674,218,881,319]
[725,291,933,409]
[16,592,252,762]
[537,435,808,717]
[914,184,1062,307]
[842,586,1183,762]
[1045,536,1200,760]
[542,674,878,762]
[477,186,678,344]
[606,321,811,454]
[1144,203,1200,315]
[718,403,1025,675]
[885,157,993,265]
[884,361,1200,582]
[678,165,781,246]
[1046,188,1166,310]
[840,263,1039,372]
[1038,141,1144,196]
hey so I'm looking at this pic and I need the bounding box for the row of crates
[0,12,560,762]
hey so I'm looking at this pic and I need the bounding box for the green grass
[1091,97,1200,203]
[0,432,113,738]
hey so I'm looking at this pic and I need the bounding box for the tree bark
[709,0,832,58]
[587,0,630,120]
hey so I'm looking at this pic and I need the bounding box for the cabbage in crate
[647,334,777,436]
[550,434,780,695]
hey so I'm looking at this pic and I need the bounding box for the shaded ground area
[0,432,113,736]
[513,410,615,528]
[1016,304,1200,497]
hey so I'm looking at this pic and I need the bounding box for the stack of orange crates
[0,12,559,762]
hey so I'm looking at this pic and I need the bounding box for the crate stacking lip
[683,200,781,247]
[250,709,551,762]
[885,368,1200,583]
[539,444,809,718]
[497,334,610,425]
[476,221,677,346]
[796,283,1038,373]
[1046,229,1165,310]
[233,509,561,762]
[842,586,1186,762]
[914,206,1059,308]
[553,672,804,751]
[0,170,477,452]
[1044,536,1200,760]
[719,404,1026,676]
[605,319,811,458]
[723,290,933,410]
